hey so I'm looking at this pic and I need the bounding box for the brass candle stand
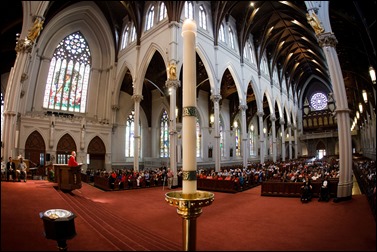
[165,190,214,251]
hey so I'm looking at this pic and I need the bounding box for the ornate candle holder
[165,190,214,251]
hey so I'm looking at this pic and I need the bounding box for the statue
[306,12,324,35]
[169,63,177,80]
[27,17,44,42]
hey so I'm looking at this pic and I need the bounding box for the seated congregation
[260,158,340,201]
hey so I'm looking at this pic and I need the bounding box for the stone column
[270,115,277,162]
[287,123,292,160]
[257,112,265,164]
[2,38,33,159]
[132,94,143,172]
[280,119,286,161]
[317,32,353,200]
[239,105,248,168]
[211,94,222,172]
[166,79,180,186]
[293,125,298,159]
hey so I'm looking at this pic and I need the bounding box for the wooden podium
[54,164,82,191]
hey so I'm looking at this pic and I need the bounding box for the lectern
[54,164,82,191]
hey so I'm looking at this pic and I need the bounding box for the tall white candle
[182,19,197,196]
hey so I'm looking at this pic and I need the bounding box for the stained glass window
[160,109,169,157]
[310,92,327,110]
[249,124,256,156]
[43,32,91,113]
[234,121,241,156]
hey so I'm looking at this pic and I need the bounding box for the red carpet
[1,180,376,251]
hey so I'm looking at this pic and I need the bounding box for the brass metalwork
[182,106,197,117]
[165,190,214,251]
[181,170,197,181]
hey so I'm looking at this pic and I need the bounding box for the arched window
[196,118,201,157]
[198,5,207,30]
[243,46,248,60]
[234,120,241,156]
[159,2,167,21]
[272,67,278,84]
[130,26,136,42]
[121,26,130,49]
[125,110,135,157]
[219,24,225,42]
[228,26,235,49]
[248,42,255,64]
[43,31,91,113]
[184,2,193,20]
[219,117,224,157]
[249,123,256,156]
[261,56,268,75]
[160,109,169,157]
[146,5,155,31]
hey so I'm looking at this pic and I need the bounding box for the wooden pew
[261,179,339,198]
[197,178,239,193]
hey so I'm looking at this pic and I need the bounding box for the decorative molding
[15,38,32,53]
[131,94,143,102]
[182,106,197,117]
[182,171,197,181]
[317,32,338,47]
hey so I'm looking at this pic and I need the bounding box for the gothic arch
[25,130,46,165]
[87,136,106,171]
[56,133,77,164]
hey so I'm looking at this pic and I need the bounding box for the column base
[333,195,352,203]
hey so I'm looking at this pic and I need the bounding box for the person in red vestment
[68,151,79,167]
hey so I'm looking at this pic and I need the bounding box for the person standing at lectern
[68,151,79,167]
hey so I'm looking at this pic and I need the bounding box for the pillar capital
[210,94,222,103]
[15,38,32,53]
[165,80,180,89]
[257,112,264,117]
[132,94,143,103]
[239,105,248,111]
[317,32,338,47]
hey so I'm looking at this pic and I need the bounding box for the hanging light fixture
[369,66,376,84]
[359,102,363,113]
[362,89,368,103]
[356,111,360,119]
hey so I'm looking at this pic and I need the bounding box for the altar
[54,164,82,191]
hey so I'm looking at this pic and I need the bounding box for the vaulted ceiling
[1,1,376,124]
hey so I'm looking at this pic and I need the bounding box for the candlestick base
[165,190,214,251]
